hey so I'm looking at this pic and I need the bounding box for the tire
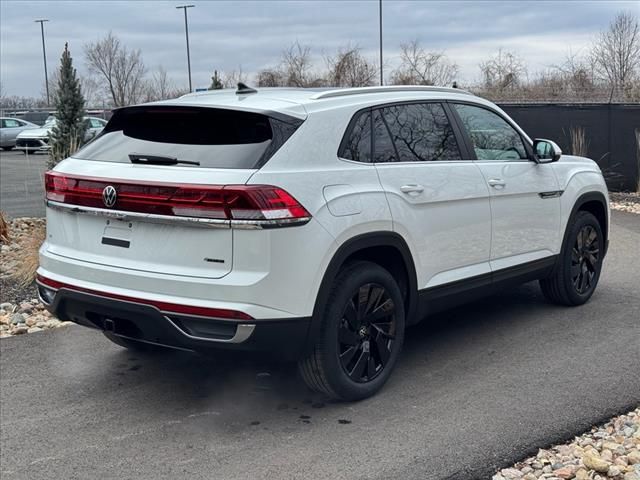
[102,331,165,352]
[298,261,405,401]
[540,211,604,306]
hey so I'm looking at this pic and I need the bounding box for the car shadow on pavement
[72,281,557,424]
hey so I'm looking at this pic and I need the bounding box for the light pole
[378,0,384,86]
[35,19,50,105]
[176,5,195,92]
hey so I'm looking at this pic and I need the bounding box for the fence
[499,103,639,192]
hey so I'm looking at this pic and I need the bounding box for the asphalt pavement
[1,211,639,480]
[0,149,47,217]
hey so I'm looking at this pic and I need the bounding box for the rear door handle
[400,184,424,194]
[488,178,506,188]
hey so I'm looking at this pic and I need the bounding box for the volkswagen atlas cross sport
[37,85,609,401]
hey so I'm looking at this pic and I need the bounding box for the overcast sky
[1,0,637,99]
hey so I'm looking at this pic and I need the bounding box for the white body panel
[551,155,610,243]
[38,87,610,324]
[375,161,491,288]
[474,160,561,270]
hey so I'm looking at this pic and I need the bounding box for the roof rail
[310,85,473,100]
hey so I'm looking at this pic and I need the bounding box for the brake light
[36,274,254,320]
[45,171,311,226]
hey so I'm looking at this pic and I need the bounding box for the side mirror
[533,139,562,163]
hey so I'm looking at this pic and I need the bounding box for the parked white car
[0,117,39,150]
[15,116,107,153]
[37,86,609,400]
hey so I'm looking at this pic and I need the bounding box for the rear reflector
[36,274,254,320]
[45,171,311,225]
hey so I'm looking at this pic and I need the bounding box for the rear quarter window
[380,103,461,162]
[74,106,302,169]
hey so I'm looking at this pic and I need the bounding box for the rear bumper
[37,280,311,360]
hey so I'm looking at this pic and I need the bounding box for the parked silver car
[15,116,107,153]
[0,117,39,150]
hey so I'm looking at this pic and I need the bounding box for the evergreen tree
[49,43,86,168]
[209,70,224,90]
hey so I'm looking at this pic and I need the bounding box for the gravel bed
[0,299,72,338]
[610,192,640,215]
[1,216,71,337]
[494,408,640,480]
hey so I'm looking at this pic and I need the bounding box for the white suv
[37,86,609,400]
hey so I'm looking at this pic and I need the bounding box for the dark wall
[499,103,639,191]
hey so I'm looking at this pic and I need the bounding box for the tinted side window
[380,103,461,162]
[341,111,371,163]
[4,119,20,128]
[453,104,528,160]
[373,110,397,163]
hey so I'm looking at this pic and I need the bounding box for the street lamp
[35,19,50,105]
[176,5,195,92]
[378,0,383,86]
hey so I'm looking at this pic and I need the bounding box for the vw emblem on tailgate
[102,186,117,208]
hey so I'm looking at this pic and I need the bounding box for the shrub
[14,222,46,286]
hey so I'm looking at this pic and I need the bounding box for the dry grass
[570,126,589,157]
[0,211,9,244]
[14,222,45,286]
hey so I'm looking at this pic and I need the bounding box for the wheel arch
[563,191,609,257]
[305,232,418,352]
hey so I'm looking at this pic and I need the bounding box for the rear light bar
[44,171,311,227]
[36,274,254,320]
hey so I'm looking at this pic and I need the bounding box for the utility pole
[379,0,383,86]
[176,5,195,92]
[35,19,50,105]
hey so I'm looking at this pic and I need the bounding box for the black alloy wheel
[298,261,405,401]
[571,224,600,294]
[540,210,604,306]
[337,283,397,383]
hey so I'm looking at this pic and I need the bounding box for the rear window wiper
[128,153,200,166]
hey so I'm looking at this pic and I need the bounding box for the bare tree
[591,11,640,92]
[222,66,249,88]
[80,75,102,106]
[255,42,324,87]
[256,68,286,87]
[84,32,146,107]
[556,51,597,93]
[280,41,327,87]
[0,95,47,110]
[142,66,175,101]
[325,46,377,87]
[479,48,527,91]
[390,40,458,86]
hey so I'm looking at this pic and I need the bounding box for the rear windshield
[74,106,302,169]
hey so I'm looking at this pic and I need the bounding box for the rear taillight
[45,171,311,227]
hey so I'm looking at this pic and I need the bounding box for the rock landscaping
[0,216,71,337]
[494,408,640,480]
[0,299,72,338]
[610,192,640,215]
